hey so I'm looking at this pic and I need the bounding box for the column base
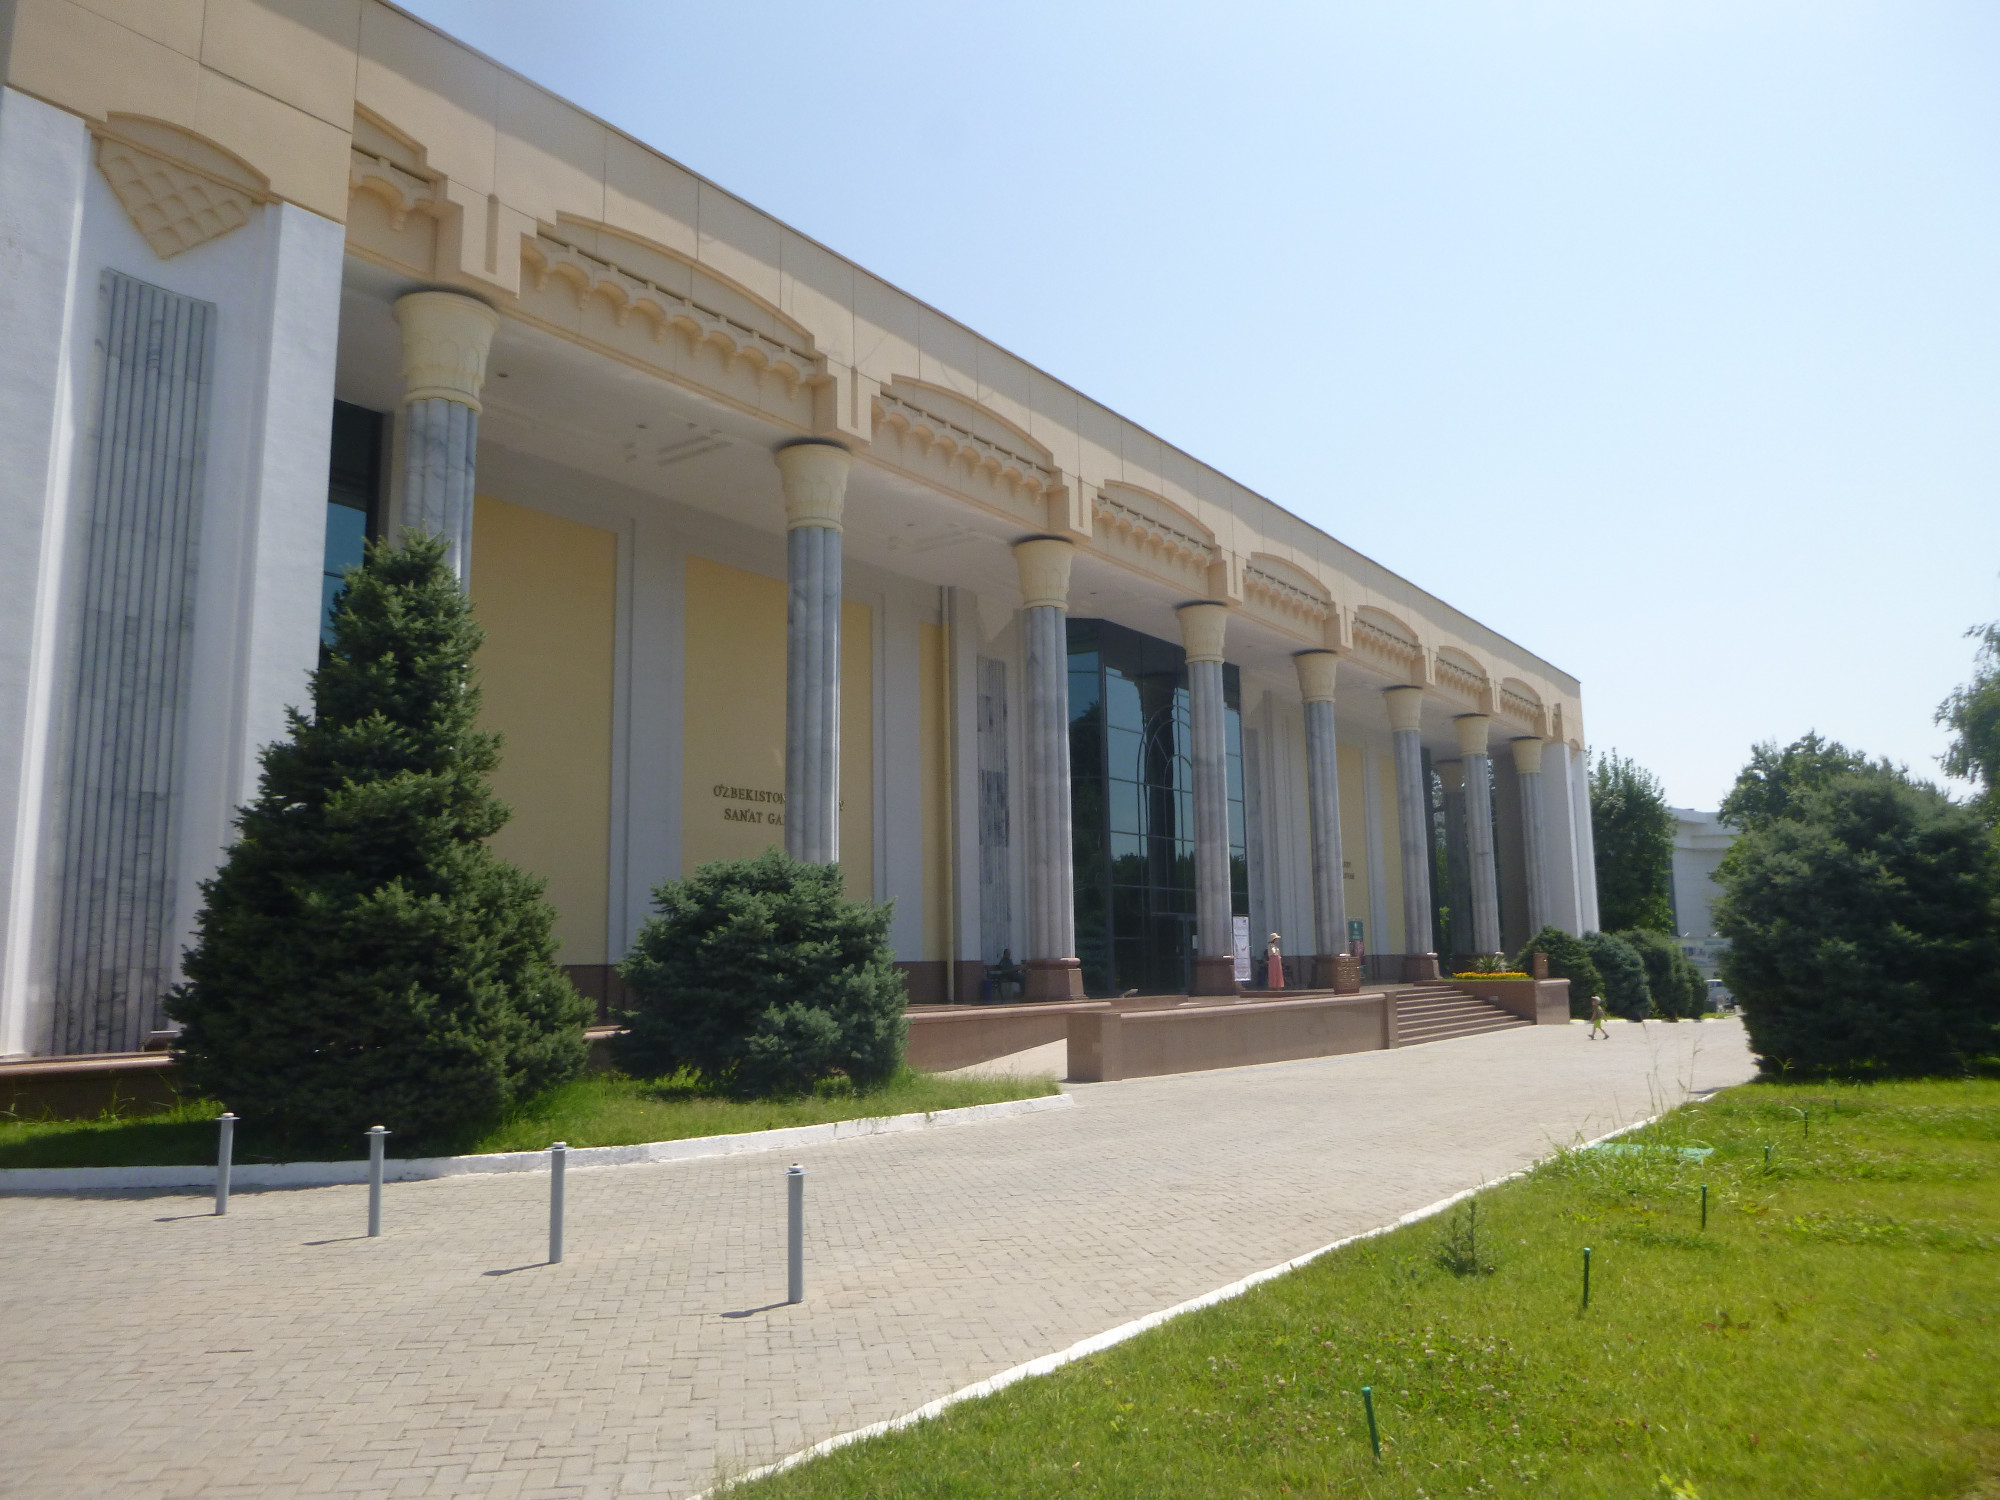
[1190,955,1242,997]
[1402,953,1441,983]
[1021,958,1085,1001]
[1312,954,1363,994]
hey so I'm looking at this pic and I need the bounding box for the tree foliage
[1618,927,1709,1020]
[1514,925,1604,1021]
[1589,751,1676,934]
[614,846,907,1097]
[1583,930,1653,1020]
[1714,763,2000,1075]
[1717,732,1872,837]
[169,534,588,1150]
[1937,621,2000,825]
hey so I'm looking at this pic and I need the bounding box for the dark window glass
[322,402,384,644]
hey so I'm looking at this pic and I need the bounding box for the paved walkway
[0,1019,1754,1498]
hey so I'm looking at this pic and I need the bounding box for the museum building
[0,0,1600,1058]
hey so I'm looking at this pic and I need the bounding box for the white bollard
[549,1141,567,1264]
[214,1112,237,1216]
[786,1163,805,1304]
[366,1126,389,1237]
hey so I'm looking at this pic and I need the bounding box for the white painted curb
[697,1108,1673,1497]
[0,1091,1074,1194]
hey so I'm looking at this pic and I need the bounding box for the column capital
[774,439,851,531]
[1454,714,1491,756]
[1383,685,1424,734]
[1511,735,1545,775]
[1293,649,1340,703]
[1438,759,1464,792]
[1177,601,1229,663]
[394,290,499,410]
[1011,535,1074,609]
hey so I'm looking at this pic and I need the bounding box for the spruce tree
[169,533,588,1151]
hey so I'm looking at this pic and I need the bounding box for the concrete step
[1393,988,1531,1046]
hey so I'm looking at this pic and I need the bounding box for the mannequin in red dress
[1266,932,1285,990]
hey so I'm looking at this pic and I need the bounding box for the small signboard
[1232,916,1252,984]
[1348,917,1365,958]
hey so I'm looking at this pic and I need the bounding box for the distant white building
[1669,808,1737,978]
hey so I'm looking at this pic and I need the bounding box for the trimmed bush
[1619,928,1709,1020]
[169,534,589,1151]
[1715,765,2000,1075]
[614,846,907,1096]
[1514,926,1605,1020]
[1584,931,1653,1020]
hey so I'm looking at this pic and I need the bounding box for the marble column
[1512,737,1550,936]
[1180,602,1238,996]
[1539,738,1583,934]
[1294,651,1346,984]
[1014,538,1083,1000]
[1383,687,1437,981]
[394,290,499,583]
[1456,714,1502,956]
[1439,760,1474,961]
[1571,744,1602,931]
[775,440,852,866]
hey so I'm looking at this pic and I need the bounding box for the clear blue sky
[404,0,2000,811]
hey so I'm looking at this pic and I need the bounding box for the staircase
[1390,985,1531,1047]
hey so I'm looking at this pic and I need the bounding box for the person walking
[1587,994,1609,1040]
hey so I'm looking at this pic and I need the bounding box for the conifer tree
[169,534,587,1150]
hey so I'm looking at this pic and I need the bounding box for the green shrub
[169,534,588,1152]
[1584,930,1653,1020]
[615,846,907,1096]
[1514,925,1604,1019]
[1619,928,1709,1020]
[1715,764,2000,1075]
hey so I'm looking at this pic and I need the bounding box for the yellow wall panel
[681,556,873,901]
[471,495,616,963]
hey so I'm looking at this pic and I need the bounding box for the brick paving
[0,1019,1754,1497]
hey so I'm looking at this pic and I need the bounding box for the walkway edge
[0,1092,1075,1194]
[700,1108,1669,1497]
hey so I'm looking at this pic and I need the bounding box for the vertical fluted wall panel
[55,272,213,1054]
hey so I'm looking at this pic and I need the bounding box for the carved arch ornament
[1241,552,1336,646]
[1091,482,1218,596]
[867,378,1062,529]
[95,116,270,259]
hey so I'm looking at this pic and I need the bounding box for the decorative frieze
[1091,483,1214,595]
[1242,554,1332,645]
[524,229,820,387]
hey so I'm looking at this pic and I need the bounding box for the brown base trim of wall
[894,960,949,1007]
[562,964,632,1026]
[951,959,988,1005]
[1189,955,1242,996]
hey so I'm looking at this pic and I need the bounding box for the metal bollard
[549,1141,567,1264]
[786,1164,805,1304]
[215,1112,237,1216]
[367,1126,389,1237]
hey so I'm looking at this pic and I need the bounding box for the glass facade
[322,401,383,643]
[1068,618,1246,996]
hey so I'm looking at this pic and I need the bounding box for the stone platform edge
[0,1091,1076,1194]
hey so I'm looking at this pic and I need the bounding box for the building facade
[1669,807,1736,979]
[0,0,1599,1057]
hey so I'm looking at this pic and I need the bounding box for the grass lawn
[735,1078,2000,1500]
[0,1067,1057,1170]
